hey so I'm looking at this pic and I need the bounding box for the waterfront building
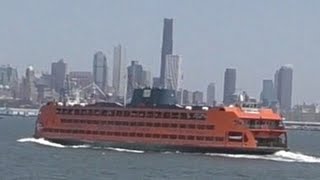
[193,91,204,105]
[51,59,67,93]
[160,18,173,87]
[127,61,143,99]
[93,51,108,92]
[182,89,193,105]
[164,54,181,91]
[141,70,152,87]
[223,68,236,105]
[260,79,276,107]
[275,65,293,112]
[206,83,216,106]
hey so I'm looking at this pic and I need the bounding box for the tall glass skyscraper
[93,51,107,92]
[223,68,236,105]
[275,65,293,112]
[160,18,173,87]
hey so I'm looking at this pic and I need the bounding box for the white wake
[17,137,144,153]
[17,137,90,149]
[205,150,320,163]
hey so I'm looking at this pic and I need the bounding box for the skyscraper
[193,91,204,105]
[51,59,67,93]
[275,65,293,112]
[21,66,37,102]
[164,54,181,91]
[260,79,276,107]
[207,83,216,106]
[141,70,152,87]
[127,61,143,98]
[160,18,173,87]
[223,68,236,105]
[93,51,108,92]
[113,44,126,97]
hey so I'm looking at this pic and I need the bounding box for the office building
[160,18,173,87]
[223,68,236,105]
[93,51,108,92]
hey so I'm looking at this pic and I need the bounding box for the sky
[1,0,320,104]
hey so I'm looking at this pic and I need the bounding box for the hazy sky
[1,0,320,104]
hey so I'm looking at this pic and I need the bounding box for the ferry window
[139,112,145,117]
[86,130,91,134]
[137,133,143,137]
[215,137,224,142]
[205,137,214,141]
[94,110,100,115]
[93,120,99,124]
[146,122,153,127]
[130,122,136,126]
[116,111,122,116]
[92,131,98,135]
[180,113,187,119]
[164,112,170,119]
[162,123,169,127]
[170,124,178,128]
[122,132,128,136]
[161,134,168,139]
[107,132,113,136]
[107,110,115,116]
[122,121,129,126]
[178,135,186,140]
[80,120,85,124]
[72,130,78,134]
[131,111,138,117]
[154,123,160,127]
[88,110,93,115]
[101,121,106,125]
[108,121,114,125]
[170,135,177,139]
[196,136,204,141]
[189,113,195,120]
[187,136,195,140]
[153,134,160,138]
[188,124,195,129]
[74,109,80,115]
[66,130,71,133]
[155,112,162,118]
[180,124,186,128]
[145,133,152,138]
[56,108,61,114]
[146,112,153,118]
[102,110,108,116]
[124,111,130,117]
[129,132,136,137]
[115,121,121,126]
[137,122,144,126]
[100,131,105,135]
[115,132,120,136]
[73,119,79,123]
[81,110,87,115]
[207,125,214,130]
[79,130,85,134]
[197,125,205,130]
[171,113,179,119]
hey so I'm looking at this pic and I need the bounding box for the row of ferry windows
[43,128,224,141]
[60,119,215,130]
[56,108,206,120]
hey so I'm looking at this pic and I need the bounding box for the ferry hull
[45,137,287,155]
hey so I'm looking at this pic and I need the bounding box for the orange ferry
[34,88,288,154]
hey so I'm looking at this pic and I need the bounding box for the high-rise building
[152,77,161,88]
[141,70,152,87]
[206,83,216,106]
[160,18,173,87]
[93,51,108,92]
[20,66,37,102]
[182,89,193,105]
[112,44,126,97]
[70,71,93,88]
[164,54,181,91]
[223,68,236,105]
[260,79,276,107]
[0,65,18,98]
[127,61,143,98]
[51,59,67,93]
[193,91,204,105]
[275,65,293,112]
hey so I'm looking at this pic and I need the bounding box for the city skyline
[1,1,319,104]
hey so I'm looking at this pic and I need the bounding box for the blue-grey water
[1,116,320,180]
